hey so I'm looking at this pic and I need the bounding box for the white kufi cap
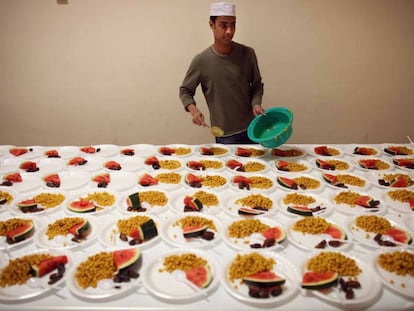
[210,2,236,16]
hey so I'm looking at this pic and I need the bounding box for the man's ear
[209,20,215,29]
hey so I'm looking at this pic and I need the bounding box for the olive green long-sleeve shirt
[179,42,264,136]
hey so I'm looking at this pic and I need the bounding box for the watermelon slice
[200,147,214,156]
[314,146,331,156]
[226,159,244,170]
[277,176,298,190]
[30,255,68,277]
[183,225,208,238]
[302,271,338,290]
[145,156,160,165]
[159,147,175,155]
[80,146,96,154]
[354,195,380,208]
[121,148,135,156]
[185,173,203,187]
[44,149,60,158]
[128,219,158,241]
[262,227,286,243]
[92,173,110,188]
[68,219,90,237]
[385,227,412,245]
[68,199,96,213]
[275,160,289,171]
[358,159,377,169]
[19,161,39,172]
[185,266,212,288]
[4,172,23,183]
[187,161,206,171]
[384,146,410,156]
[5,221,35,244]
[68,157,87,166]
[315,159,335,170]
[236,147,252,157]
[243,270,285,287]
[44,174,61,188]
[139,173,158,186]
[272,149,288,157]
[105,161,121,170]
[113,248,141,271]
[183,196,203,211]
[353,147,375,155]
[9,148,29,157]
[393,158,414,169]
[323,223,347,240]
[238,206,266,216]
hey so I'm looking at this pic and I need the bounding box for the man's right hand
[187,104,206,127]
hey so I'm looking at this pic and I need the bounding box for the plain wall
[1,0,413,146]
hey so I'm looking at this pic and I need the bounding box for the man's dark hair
[210,16,217,23]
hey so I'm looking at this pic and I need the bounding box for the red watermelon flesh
[409,199,414,209]
[226,159,243,169]
[144,156,159,165]
[232,175,251,184]
[9,148,28,157]
[323,224,346,240]
[159,147,175,155]
[113,248,141,271]
[121,148,135,156]
[262,227,286,243]
[185,173,203,184]
[80,146,96,154]
[302,271,338,289]
[187,161,205,170]
[68,157,87,166]
[385,227,412,244]
[359,159,377,169]
[200,147,214,155]
[314,146,330,156]
[45,149,60,158]
[276,160,289,170]
[5,173,22,183]
[105,161,121,170]
[272,149,288,157]
[93,173,110,184]
[30,255,68,277]
[185,266,212,288]
[139,173,158,186]
[19,161,38,172]
[236,147,252,157]
[44,174,61,187]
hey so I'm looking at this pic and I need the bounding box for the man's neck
[213,42,233,55]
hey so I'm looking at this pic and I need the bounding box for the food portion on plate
[383,145,413,156]
[1,172,41,191]
[392,157,414,170]
[157,145,193,157]
[0,217,35,247]
[143,156,183,171]
[314,158,351,171]
[66,156,104,172]
[234,146,266,158]
[226,193,276,217]
[0,189,17,210]
[383,189,414,213]
[91,172,136,191]
[186,158,224,171]
[280,193,333,217]
[35,217,93,249]
[122,190,169,214]
[14,191,66,214]
[230,174,274,192]
[271,146,306,158]
[274,159,311,173]
[312,145,343,157]
[347,215,412,248]
[66,190,116,215]
[184,173,227,190]
[224,218,286,251]
[347,145,380,156]
[78,144,119,158]
[225,158,268,173]
[197,145,229,157]
[332,190,385,215]
[322,172,369,190]
[176,190,221,214]
[137,171,182,189]
[42,171,90,190]
[370,172,414,189]
[355,158,392,171]
[276,174,323,192]
[289,217,349,251]
[374,249,414,298]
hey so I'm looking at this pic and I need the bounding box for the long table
[0,143,413,310]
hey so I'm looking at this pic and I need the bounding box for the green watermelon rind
[242,270,286,287]
[30,255,68,277]
[68,219,90,236]
[185,266,212,288]
[127,193,141,208]
[238,206,266,216]
[301,271,339,290]
[67,200,96,213]
[6,221,35,243]
[324,223,347,240]
[183,225,208,238]
[287,205,313,217]
[129,219,158,241]
[277,176,297,189]
[113,248,141,271]
[17,199,38,209]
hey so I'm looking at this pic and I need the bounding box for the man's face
[210,16,236,45]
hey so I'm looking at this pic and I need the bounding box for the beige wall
[1,0,413,146]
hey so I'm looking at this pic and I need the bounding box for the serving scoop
[206,125,224,137]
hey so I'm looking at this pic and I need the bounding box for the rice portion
[228,253,275,282]
[306,251,361,277]
[292,217,330,234]
[117,215,152,235]
[334,191,361,206]
[199,160,223,169]
[33,193,65,208]
[0,253,53,287]
[249,176,273,189]
[355,215,391,234]
[174,215,217,231]
[201,175,227,188]
[336,174,366,187]
[227,219,269,238]
[193,190,219,207]
[235,194,273,210]
[46,217,84,239]
[283,193,316,205]
[160,253,208,273]
[387,189,414,203]
[75,251,115,289]
[325,159,349,170]
[378,251,414,276]
[155,172,181,184]
[0,190,14,205]
[175,147,191,156]
[159,160,182,170]
[243,161,266,172]
[210,147,228,156]
[0,218,33,236]
[293,176,320,189]
[83,191,115,207]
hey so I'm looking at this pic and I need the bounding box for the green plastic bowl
[247,107,293,148]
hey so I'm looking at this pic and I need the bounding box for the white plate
[279,193,334,218]
[301,251,382,307]
[346,215,412,249]
[0,158,22,173]
[41,171,90,191]
[367,172,414,190]
[170,189,224,215]
[195,144,230,157]
[102,157,141,172]
[392,156,414,171]
[308,145,344,157]
[9,189,67,216]
[344,145,381,157]
[0,249,73,301]
[135,170,183,191]
[120,144,157,158]
[228,173,275,193]
[272,159,312,174]
[184,172,228,191]
[0,145,15,157]
[156,144,194,157]
[142,156,185,171]
[353,157,394,172]
[67,247,142,300]
[221,250,300,307]
[372,248,414,299]
[312,157,353,172]
[142,248,219,303]
[65,189,118,216]
[0,172,41,192]
[119,189,170,215]
[331,190,387,216]
[232,145,268,158]
[222,216,287,251]
[160,212,223,249]
[78,144,119,158]
[34,216,97,250]
[7,146,45,160]
[66,156,105,172]
[321,172,371,191]
[403,214,414,233]
[383,188,414,214]
[0,216,37,251]
[275,173,324,193]
[90,171,136,192]
[186,157,225,172]
[269,145,307,158]
[224,192,278,218]
[37,158,66,174]
[97,214,160,249]
[224,158,268,174]
[54,146,80,159]
[0,188,19,210]
[287,219,351,252]
[382,143,414,157]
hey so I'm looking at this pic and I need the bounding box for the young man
[179,2,265,144]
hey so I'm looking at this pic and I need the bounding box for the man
[179,2,266,144]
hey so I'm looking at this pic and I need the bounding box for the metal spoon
[206,124,224,137]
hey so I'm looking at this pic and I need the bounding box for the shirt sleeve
[179,56,201,111]
[248,48,264,107]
